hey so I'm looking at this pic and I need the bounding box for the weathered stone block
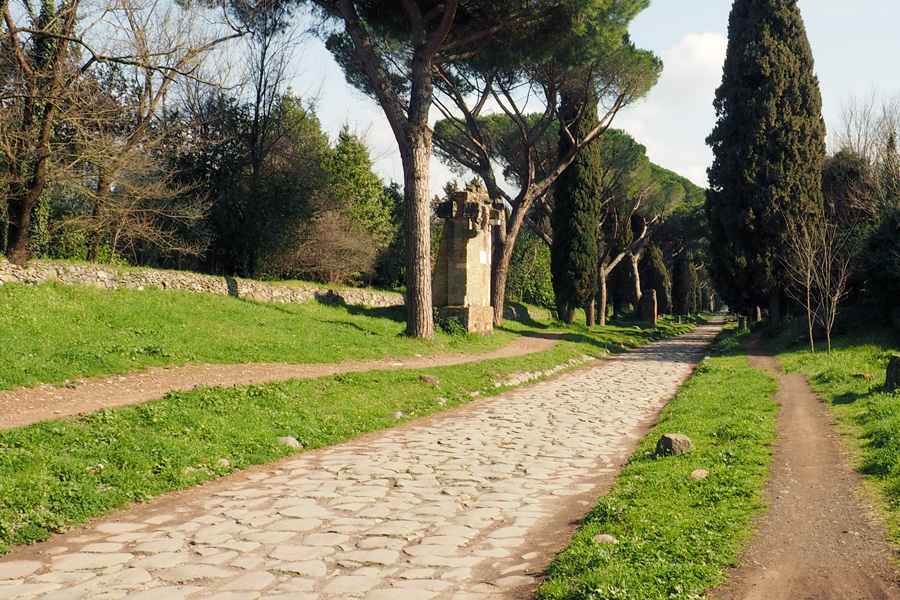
[640,289,658,325]
[887,355,900,393]
[655,433,694,456]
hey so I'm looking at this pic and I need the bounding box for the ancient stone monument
[432,190,500,335]
[640,289,658,325]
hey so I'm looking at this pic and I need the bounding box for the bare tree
[0,0,242,264]
[783,213,855,353]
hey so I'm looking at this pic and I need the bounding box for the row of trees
[498,129,710,324]
[1,0,404,285]
[706,0,900,352]
[5,0,711,338]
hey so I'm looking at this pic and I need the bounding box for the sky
[295,1,900,192]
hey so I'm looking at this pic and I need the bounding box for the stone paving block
[364,589,438,600]
[130,553,188,570]
[271,561,327,578]
[219,570,276,591]
[51,553,134,572]
[321,575,380,594]
[120,585,203,599]
[0,561,41,580]
[31,589,89,600]
[156,564,233,583]
[0,583,62,598]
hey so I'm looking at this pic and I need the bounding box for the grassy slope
[0,282,510,389]
[537,329,779,600]
[0,281,695,553]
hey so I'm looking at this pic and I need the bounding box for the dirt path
[0,333,564,432]
[711,340,900,600]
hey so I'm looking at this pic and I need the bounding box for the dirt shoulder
[0,332,564,432]
[710,339,900,599]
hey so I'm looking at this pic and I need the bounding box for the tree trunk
[769,287,781,336]
[598,273,608,327]
[5,195,33,265]
[630,251,643,307]
[400,122,434,339]
[491,232,515,328]
[586,299,596,328]
[89,171,112,263]
[491,193,530,328]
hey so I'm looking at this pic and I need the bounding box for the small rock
[419,375,440,387]
[592,534,619,545]
[216,458,231,469]
[656,433,694,456]
[277,436,302,449]
[690,469,709,481]
[436,398,447,406]
[389,411,404,419]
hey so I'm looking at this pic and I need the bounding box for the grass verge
[536,328,779,600]
[0,309,693,554]
[0,282,510,390]
[774,325,900,540]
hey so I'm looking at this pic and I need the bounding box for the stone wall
[0,259,404,309]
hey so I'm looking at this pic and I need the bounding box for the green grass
[537,329,779,600]
[0,282,697,553]
[0,282,510,389]
[774,325,900,538]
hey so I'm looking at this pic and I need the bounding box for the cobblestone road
[0,321,722,600]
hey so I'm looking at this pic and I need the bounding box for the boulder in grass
[277,436,302,449]
[592,534,620,545]
[420,375,440,388]
[690,469,709,481]
[656,433,694,457]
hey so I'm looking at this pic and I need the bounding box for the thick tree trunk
[400,122,435,339]
[5,196,33,265]
[491,195,529,328]
[491,228,516,327]
[586,299,596,328]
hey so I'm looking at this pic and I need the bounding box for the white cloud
[617,32,727,187]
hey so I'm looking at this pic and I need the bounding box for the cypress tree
[551,92,602,324]
[705,0,826,320]
[639,243,670,314]
[672,252,701,316]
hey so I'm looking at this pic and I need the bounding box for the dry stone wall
[0,259,404,309]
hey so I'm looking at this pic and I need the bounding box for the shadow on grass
[342,304,407,323]
[832,391,872,405]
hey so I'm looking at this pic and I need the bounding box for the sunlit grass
[537,328,779,600]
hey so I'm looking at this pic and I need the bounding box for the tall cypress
[639,243,670,314]
[705,0,826,318]
[551,92,602,324]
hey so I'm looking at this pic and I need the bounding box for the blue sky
[298,1,899,191]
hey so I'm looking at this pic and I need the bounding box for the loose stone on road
[0,321,722,599]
